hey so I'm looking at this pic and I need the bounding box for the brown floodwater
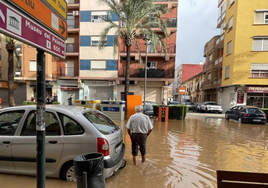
[1,115,268,188]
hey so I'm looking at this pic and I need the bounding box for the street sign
[0,1,65,58]
[179,87,186,95]
[43,0,67,19]
[6,0,67,39]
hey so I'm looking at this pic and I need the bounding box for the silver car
[0,105,125,181]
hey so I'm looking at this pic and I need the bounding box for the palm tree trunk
[124,45,131,120]
[7,44,15,107]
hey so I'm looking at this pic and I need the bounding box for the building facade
[117,0,178,104]
[173,64,203,101]
[218,0,268,112]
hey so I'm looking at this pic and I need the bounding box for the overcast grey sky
[175,0,219,67]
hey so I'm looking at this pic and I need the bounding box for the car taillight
[243,113,252,117]
[97,138,109,156]
[263,114,266,117]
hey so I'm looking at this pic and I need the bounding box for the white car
[200,101,223,114]
[0,105,125,181]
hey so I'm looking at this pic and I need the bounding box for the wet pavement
[1,114,268,188]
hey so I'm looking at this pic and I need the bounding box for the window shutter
[253,39,262,51]
[229,17,233,29]
[254,12,264,24]
[80,36,91,46]
[30,61,36,71]
[251,64,268,70]
[107,60,118,70]
[91,61,106,70]
[227,41,232,55]
[80,60,91,70]
[263,39,268,51]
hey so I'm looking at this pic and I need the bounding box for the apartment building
[218,0,268,111]
[173,64,203,101]
[117,0,178,104]
[202,35,223,102]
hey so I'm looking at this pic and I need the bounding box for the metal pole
[182,94,185,120]
[143,38,148,113]
[36,49,46,188]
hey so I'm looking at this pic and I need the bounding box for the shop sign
[30,80,53,88]
[247,86,268,93]
[237,90,244,104]
[58,80,78,86]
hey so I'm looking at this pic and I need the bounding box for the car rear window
[83,111,119,135]
[207,103,217,105]
[247,108,263,114]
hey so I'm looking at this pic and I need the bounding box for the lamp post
[143,36,150,113]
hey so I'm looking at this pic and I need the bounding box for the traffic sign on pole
[0,1,65,58]
[179,87,186,95]
[6,0,67,39]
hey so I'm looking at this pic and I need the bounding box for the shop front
[246,86,268,108]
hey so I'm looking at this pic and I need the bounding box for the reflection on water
[1,117,268,188]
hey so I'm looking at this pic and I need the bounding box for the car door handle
[2,141,10,144]
[49,141,57,144]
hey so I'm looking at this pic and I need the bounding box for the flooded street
[1,115,268,188]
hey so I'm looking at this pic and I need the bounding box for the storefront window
[247,93,268,108]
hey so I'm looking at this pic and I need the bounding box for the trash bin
[74,153,105,188]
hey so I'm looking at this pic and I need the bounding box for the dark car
[186,102,194,110]
[143,101,159,116]
[192,102,202,112]
[225,105,266,124]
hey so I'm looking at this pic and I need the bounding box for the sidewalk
[186,112,225,119]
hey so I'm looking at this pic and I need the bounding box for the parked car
[0,106,125,181]
[185,102,194,110]
[192,102,202,112]
[169,101,180,106]
[225,105,266,124]
[200,101,223,113]
[143,101,159,116]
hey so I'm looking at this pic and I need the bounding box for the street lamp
[143,35,150,113]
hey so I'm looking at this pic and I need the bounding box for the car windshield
[83,111,119,135]
[247,108,263,114]
[187,102,194,105]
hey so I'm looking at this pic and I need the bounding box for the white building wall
[80,22,119,36]
[80,47,117,59]
[80,70,118,77]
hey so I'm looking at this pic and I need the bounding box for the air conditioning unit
[222,22,228,30]
[108,81,116,85]
[73,11,79,16]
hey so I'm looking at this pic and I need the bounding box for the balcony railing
[215,57,223,65]
[67,0,79,4]
[216,34,224,45]
[217,11,226,25]
[58,67,77,77]
[119,44,176,53]
[66,43,79,53]
[213,78,222,85]
[118,68,174,78]
[67,19,79,29]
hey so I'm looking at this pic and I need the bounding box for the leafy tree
[99,0,168,119]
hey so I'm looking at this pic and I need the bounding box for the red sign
[247,86,268,93]
[237,90,244,104]
[179,87,186,95]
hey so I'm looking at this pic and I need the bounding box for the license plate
[253,119,261,122]
[115,144,122,153]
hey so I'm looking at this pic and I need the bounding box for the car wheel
[205,108,208,113]
[61,163,76,182]
[225,113,229,120]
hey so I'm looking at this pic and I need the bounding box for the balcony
[66,43,79,56]
[217,11,226,27]
[118,68,174,79]
[216,34,224,48]
[58,67,78,77]
[67,18,79,33]
[201,81,213,90]
[67,0,79,9]
[213,78,222,86]
[214,57,223,68]
[152,0,178,9]
[119,44,176,54]
[15,69,22,77]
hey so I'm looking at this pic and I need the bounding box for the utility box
[158,106,169,122]
[101,100,125,120]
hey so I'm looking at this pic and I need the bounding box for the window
[230,0,234,6]
[147,62,157,69]
[227,41,232,55]
[21,111,61,136]
[255,11,268,24]
[0,110,24,135]
[208,73,211,81]
[251,63,268,78]
[58,113,84,135]
[91,60,106,70]
[91,37,107,47]
[29,60,36,71]
[0,67,2,78]
[83,111,119,135]
[91,11,108,22]
[209,54,212,61]
[228,16,233,30]
[67,14,75,28]
[225,65,230,78]
[253,38,268,51]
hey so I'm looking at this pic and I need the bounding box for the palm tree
[5,37,16,107]
[99,0,168,119]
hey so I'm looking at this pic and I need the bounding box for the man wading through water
[126,105,153,165]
